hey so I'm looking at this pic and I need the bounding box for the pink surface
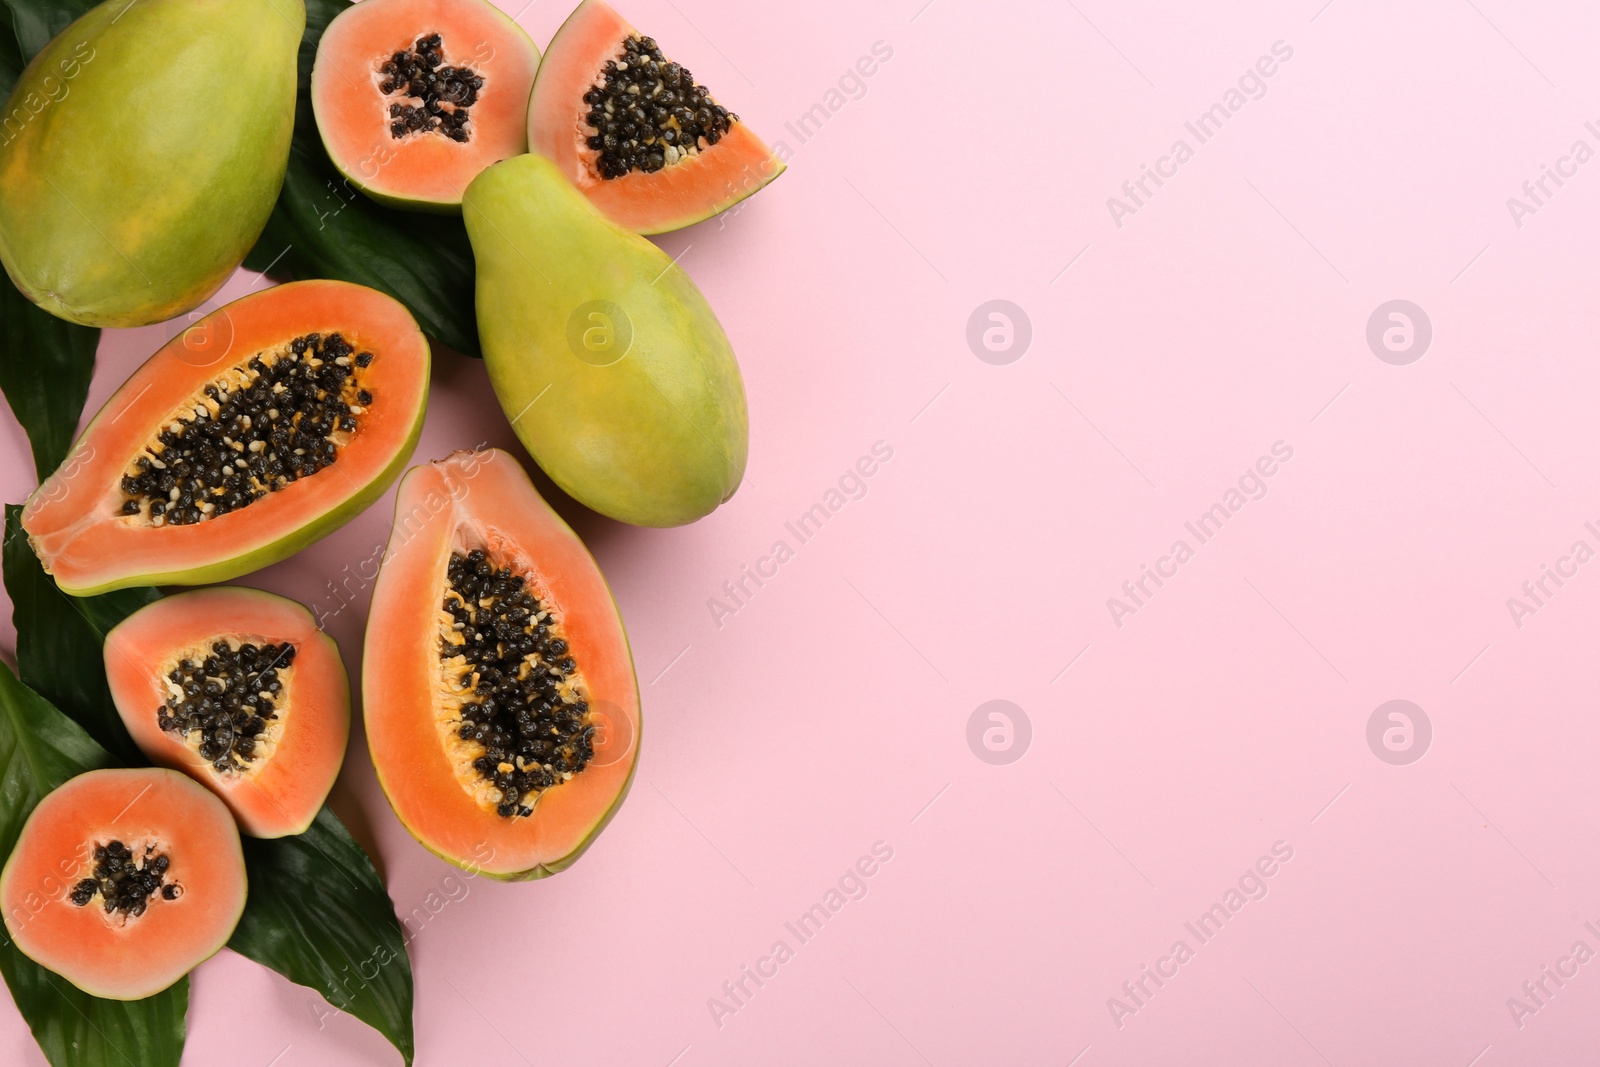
[4,0,1600,1064]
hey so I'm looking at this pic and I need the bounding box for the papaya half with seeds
[312,0,542,212]
[105,588,351,839]
[529,0,784,234]
[464,153,748,527]
[22,279,430,596]
[1,768,247,1000]
[363,449,639,880]
[0,0,303,327]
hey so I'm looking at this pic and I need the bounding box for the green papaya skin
[0,0,304,327]
[463,154,748,527]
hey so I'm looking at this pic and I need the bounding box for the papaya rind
[329,179,462,217]
[618,153,786,236]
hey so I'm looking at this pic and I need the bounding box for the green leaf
[0,251,99,482]
[0,959,189,1067]
[0,657,109,833]
[246,138,481,358]
[246,0,480,357]
[3,505,158,764]
[0,660,189,1067]
[0,0,96,62]
[0,1,100,480]
[0,14,22,97]
[229,807,415,1065]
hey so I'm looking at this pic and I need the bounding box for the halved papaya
[312,0,542,212]
[22,280,430,596]
[528,0,784,234]
[363,448,639,880]
[0,768,247,1000]
[104,588,351,839]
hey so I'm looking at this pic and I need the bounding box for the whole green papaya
[0,0,304,327]
[464,154,749,527]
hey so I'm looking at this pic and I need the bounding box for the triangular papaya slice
[528,0,784,233]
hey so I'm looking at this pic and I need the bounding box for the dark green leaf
[0,660,189,1067]
[229,807,415,1065]
[0,656,109,831]
[0,959,189,1067]
[0,0,100,480]
[0,275,98,482]
[3,505,158,763]
[0,15,21,97]
[247,138,480,358]
[0,0,95,61]
[72,581,162,638]
[246,0,480,357]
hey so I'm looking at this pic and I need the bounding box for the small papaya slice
[0,0,303,326]
[0,768,247,1000]
[105,588,351,839]
[528,0,784,233]
[312,0,541,212]
[23,280,430,596]
[363,449,639,880]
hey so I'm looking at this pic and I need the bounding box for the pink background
[6,0,1600,1063]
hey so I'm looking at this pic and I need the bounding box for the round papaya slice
[22,280,430,596]
[528,0,785,234]
[104,588,351,839]
[312,0,541,212]
[363,448,639,880]
[0,768,247,1000]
